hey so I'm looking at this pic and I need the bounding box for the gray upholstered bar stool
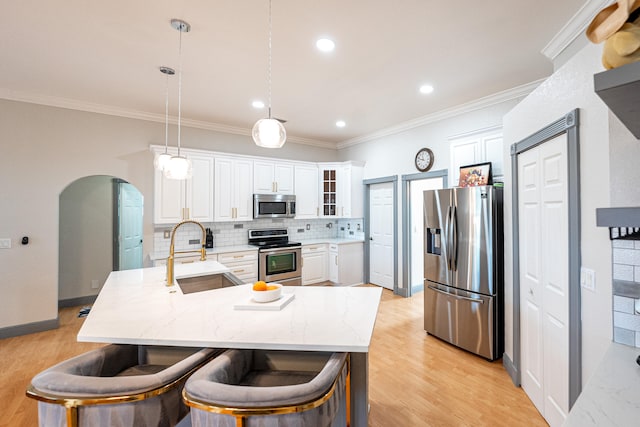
[26,344,221,427]
[183,349,349,427]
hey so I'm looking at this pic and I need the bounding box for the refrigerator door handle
[427,285,485,304]
[452,205,458,270]
[445,206,452,270]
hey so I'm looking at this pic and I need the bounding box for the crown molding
[541,0,611,61]
[336,79,543,149]
[0,88,335,149]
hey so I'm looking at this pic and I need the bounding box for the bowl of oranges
[251,281,282,303]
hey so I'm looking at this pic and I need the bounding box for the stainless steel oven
[249,228,302,286]
[259,246,302,286]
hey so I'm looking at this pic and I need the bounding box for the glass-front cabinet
[318,162,364,218]
[322,167,338,216]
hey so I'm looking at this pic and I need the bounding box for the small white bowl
[251,283,283,303]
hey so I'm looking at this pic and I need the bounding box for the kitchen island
[563,342,640,426]
[78,260,382,426]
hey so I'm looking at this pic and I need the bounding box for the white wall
[59,176,114,300]
[0,99,337,330]
[338,99,523,289]
[608,111,640,206]
[502,41,612,383]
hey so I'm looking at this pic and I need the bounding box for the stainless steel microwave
[253,194,296,219]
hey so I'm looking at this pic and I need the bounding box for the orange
[253,281,267,291]
[266,285,279,291]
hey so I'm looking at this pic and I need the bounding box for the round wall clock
[415,148,434,172]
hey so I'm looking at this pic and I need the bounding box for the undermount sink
[176,272,244,294]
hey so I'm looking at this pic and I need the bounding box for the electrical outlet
[91,279,100,289]
[297,228,304,233]
[580,267,596,292]
[306,224,311,230]
[0,238,11,249]
[189,239,200,245]
[234,224,243,229]
[163,230,170,239]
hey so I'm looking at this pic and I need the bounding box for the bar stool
[183,349,349,427]
[26,344,220,427]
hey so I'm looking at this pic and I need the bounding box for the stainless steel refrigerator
[423,186,503,360]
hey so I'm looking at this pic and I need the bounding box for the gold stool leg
[346,354,351,427]
[66,406,78,427]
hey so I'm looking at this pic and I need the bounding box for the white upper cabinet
[449,129,503,186]
[153,148,214,224]
[318,162,364,218]
[214,156,253,222]
[253,160,294,194]
[294,164,319,218]
[187,153,215,222]
[340,163,364,219]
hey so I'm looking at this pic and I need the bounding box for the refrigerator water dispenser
[426,228,441,255]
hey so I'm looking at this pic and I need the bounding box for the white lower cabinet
[218,250,258,283]
[328,242,364,286]
[301,244,328,285]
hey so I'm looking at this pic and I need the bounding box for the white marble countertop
[151,245,258,261]
[563,342,640,426]
[299,238,365,246]
[152,240,364,260]
[78,262,382,353]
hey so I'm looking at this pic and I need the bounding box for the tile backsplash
[153,218,364,257]
[611,239,640,348]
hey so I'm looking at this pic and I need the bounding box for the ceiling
[1,0,590,147]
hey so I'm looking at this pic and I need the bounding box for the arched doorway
[58,176,143,307]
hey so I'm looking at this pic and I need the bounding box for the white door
[369,182,394,289]
[410,177,444,290]
[118,182,144,271]
[518,134,569,427]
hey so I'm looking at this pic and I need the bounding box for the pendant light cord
[177,24,183,156]
[267,0,273,120]
[164,71,170,154]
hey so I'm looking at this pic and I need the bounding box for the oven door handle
[259,247,301,255]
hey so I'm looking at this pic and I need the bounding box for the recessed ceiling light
[336,120,346,128]
[252,100,265,109]
[419,84,434,95]
[316,38,335,52]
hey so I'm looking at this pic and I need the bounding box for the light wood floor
[0,288,546,426]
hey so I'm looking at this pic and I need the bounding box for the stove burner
[248,228,300,249]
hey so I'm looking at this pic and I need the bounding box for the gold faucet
[166,219,207,286]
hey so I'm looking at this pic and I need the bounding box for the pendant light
[154,66,175,172]
[252,0,286,148]
[165,19,193,180]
